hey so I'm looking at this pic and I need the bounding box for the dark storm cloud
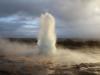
[0,0,67,38]
[0,0,51,17]
[0,0,100,39]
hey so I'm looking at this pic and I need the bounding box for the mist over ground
[0,38,100,66]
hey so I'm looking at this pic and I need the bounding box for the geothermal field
[0,13,100,75]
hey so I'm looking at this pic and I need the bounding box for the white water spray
[37,13,56,55]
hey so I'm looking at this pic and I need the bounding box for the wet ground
[0,56,100,75]
[0,39,100,75]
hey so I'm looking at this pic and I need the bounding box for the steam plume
[37,13,56,55]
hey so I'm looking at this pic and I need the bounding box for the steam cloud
[0,39,100,66]
[37,13,56,55]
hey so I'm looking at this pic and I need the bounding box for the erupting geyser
[37,13,57,55]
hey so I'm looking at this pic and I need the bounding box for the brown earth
[0,56,100,75]
[0,38,100,75]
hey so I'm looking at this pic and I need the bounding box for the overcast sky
[0,0,100,40]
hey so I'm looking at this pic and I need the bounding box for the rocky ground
[0,56,100,75]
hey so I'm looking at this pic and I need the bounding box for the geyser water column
[37,13,57,55]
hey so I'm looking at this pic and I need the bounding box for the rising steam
[37,13,56,55]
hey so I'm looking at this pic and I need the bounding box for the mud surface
[0,57,100,75]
